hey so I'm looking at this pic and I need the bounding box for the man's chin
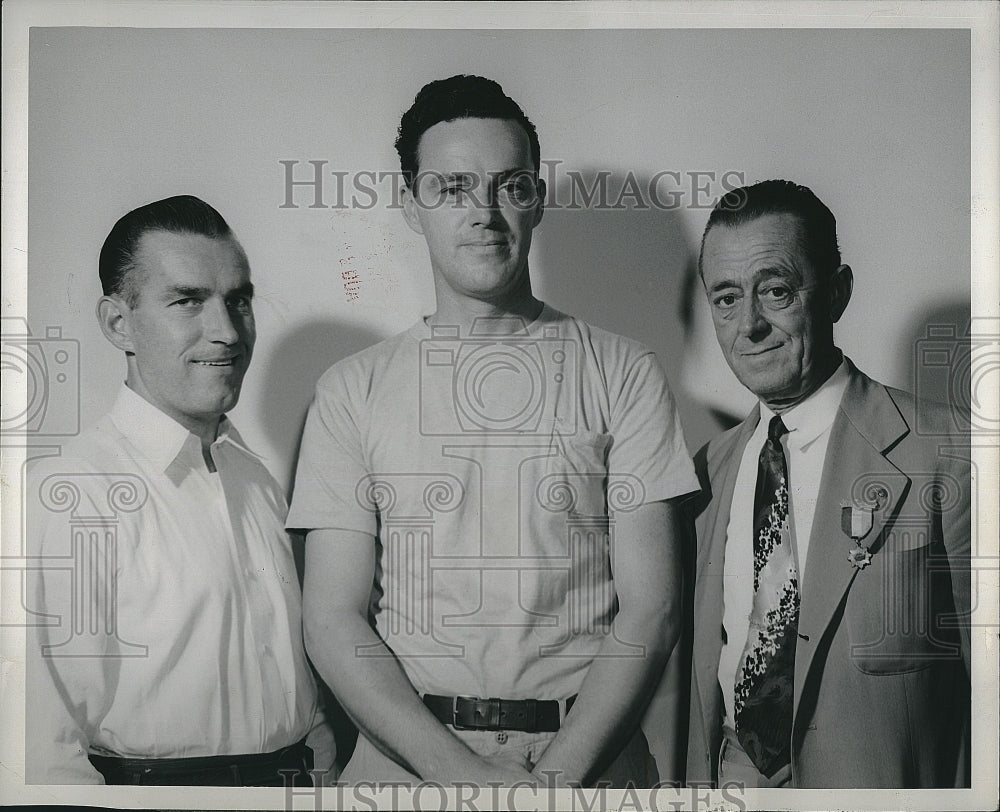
[734,370,797,403]
[202,388,243,418]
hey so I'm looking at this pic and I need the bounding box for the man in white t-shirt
[288,75,698,788]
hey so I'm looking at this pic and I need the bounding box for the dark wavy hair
[395,74,541,187]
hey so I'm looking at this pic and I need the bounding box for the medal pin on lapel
[841,504,875,570]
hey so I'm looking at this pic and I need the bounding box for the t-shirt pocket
[535,428,612,519]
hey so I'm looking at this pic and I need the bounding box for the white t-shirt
[288,304,698,700]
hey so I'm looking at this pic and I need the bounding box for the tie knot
[768,415,789,442]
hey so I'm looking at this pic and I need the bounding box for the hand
[435,752,538,786]
[485,751,536,780]
[532,766,577,788]
[532,748,588,788]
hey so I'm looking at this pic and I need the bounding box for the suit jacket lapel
[693,408,760,742]
[793,361,911,716]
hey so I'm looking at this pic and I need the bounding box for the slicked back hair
[698,179,842,278]
[395,74,541,188]
[99,195,235,306]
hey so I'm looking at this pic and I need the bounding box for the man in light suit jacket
[686,180,971,788]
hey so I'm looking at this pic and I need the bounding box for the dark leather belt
[423,694,576,733]
[88,739,313,786]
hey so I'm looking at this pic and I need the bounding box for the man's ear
[829,264,853,323]
[532,177,546,228]
[97,295,134,354]
[401,184,424,236]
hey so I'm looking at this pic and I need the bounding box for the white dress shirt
[27,385,331,784]
[717,360,850,727]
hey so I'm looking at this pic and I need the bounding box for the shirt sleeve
[607,350,699,506]
[286,369,377,537]
[303,695,339,783]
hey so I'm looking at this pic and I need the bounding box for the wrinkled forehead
[701,213,811,282]
[133,230,250,289]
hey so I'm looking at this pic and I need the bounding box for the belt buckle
[452,695,504,730]
[451,695,478,730]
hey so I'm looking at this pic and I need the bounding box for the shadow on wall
[534,169,733,456]
[255,318,383,490]
[254,317,382,772]
[533,171,733,781]
[902,299,974,423]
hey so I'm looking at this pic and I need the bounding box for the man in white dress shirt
[686,180,970,788]
[26,195,334,785]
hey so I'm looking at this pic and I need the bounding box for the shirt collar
[416,302,555,340]
[107,384,257,473]
[216,419,261,460]
[759,357,850,449]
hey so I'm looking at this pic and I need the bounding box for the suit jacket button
[496,731,508,744]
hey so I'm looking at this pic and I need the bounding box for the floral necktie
[734,415,798,777]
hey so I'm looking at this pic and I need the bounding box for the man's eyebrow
[165,285,212,299]
[706,267,799,295]
[437,172,476,184]
[163,282,255,299]
[756,266,802,285]
[491,168,534,183]
[707,278,741,294]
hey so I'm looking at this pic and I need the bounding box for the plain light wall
[26,26,970,775]
[27,28,970,477]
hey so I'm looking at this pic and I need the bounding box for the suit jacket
[686,360,971,788]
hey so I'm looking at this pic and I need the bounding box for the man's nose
[203,299,240,344]
[467,184,502,228]
[737,293,770,340]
